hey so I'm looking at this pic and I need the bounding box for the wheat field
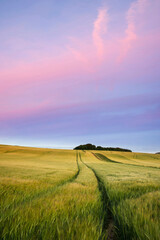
[0,145,160,239]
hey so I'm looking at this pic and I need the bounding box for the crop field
[0,145,160,240]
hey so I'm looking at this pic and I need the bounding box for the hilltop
[74,143,132,152]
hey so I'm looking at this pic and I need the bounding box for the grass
[0,145,160,239]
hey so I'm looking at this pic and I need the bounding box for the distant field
[0,145,160,240]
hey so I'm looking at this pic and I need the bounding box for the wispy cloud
[92,7,109,60]
[118,0,148,62]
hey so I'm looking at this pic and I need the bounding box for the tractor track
[79,152,117,240]
[1,152,80,219]
[93,152,160,170]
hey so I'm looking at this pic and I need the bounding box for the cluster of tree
[74,143,132,152]
[156,152,160,154]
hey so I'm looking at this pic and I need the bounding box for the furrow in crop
[0,152,80,219]
[79,153,117,240]
[93,152,160,170]
[92,152,117,163]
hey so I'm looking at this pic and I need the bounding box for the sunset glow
[0,0,160,152]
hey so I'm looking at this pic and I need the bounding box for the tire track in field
[92,152,118,163]
[79,153,117,240]
[0,153,80,219]
[93,152,160,199]
[93,152,160,170]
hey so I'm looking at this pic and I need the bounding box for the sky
[0,0,160,152]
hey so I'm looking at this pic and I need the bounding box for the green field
[0,145,160,240]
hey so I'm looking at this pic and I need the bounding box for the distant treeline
[74,143,132,152]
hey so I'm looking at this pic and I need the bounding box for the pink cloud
[92,7,109,60]
[1,93,159,124]
[0,0,160,118]
[1,0,158,94]
[117,0,147,62]
[0,50,95,95]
